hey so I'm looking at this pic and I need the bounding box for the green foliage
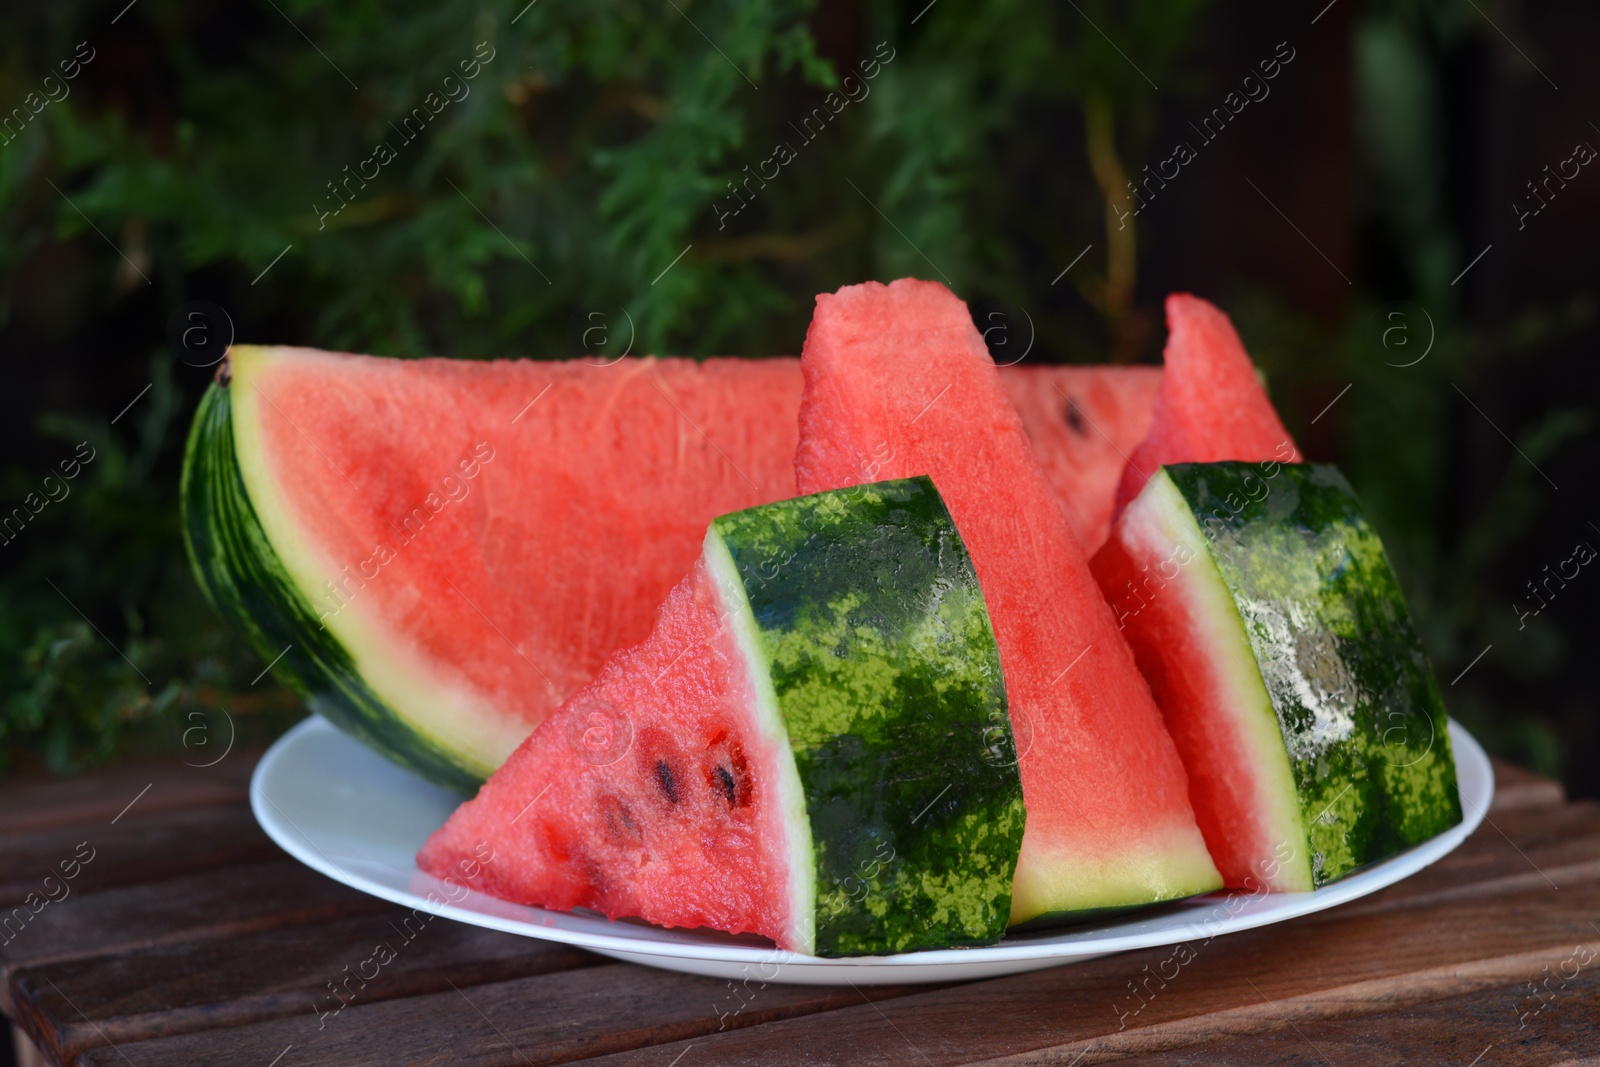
[6,0,1220,358]
[1233,0,1594,777]
[1344,2,1591,778]
[0,0,1587,781]
[0,354,301,771]
[2,0,1221,772]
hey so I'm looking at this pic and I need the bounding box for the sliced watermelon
[1092,462,1463,890]
[184,347,1159,791]
[1115,294,1299,513]
[1001,365,1160,553]
[419,476,1026,957]
[182,346,802,790]
[794,278,1221,925]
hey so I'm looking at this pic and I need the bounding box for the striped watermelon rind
[1127,462,1463,887]
[709,476,1026,955]
[181,368,485,793]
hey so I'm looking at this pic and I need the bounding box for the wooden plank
[1061,952,1600,1065]
[12,912,601,1066]
[76,963,928,1066]
[1490,757,1566,813]
[567,876,1600,1066]
[0,752,257,836]
[0,859,389,1016]
[0,804,277,906]
[1334,801,1600,915]
[8,753,1571,1067]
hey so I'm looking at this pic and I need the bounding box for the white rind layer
[1121,470,1313,891]
[228,345,524,778]
[702,527,817,956]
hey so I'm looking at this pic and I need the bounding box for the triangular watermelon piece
[184,347,801,790]
[419,477,1027,956]
[794,278,1221,925]
[1113,294,1299,513]
[1093,463,1462,891]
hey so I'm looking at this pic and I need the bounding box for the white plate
[252,715,1492,985]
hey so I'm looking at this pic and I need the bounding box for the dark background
[0,0,1595,794]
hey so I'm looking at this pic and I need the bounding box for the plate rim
[251,714,1493,972]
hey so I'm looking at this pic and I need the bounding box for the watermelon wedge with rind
[1115,294,1299,512]
[1092,462,1463,890]
[182,346,803,791]
[419,476,1026,956]
[793,278,1221,925]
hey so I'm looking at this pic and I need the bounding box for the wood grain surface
[2,752,1593,1066]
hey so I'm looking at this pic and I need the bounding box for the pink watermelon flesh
[240,348,1155,777]
[1092,495,1294,890]
[417,555,800,944]
[1113,294,1299,513]
[794,278,1221,923]
[1002,365,1160,553]
[237,349,801,773]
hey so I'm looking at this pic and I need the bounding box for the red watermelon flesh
[224,347,1157,786]
[1001,365,1160,553]
[1113,294,1299,512]
[794,278,1221,924]
[230,347,801,777]
[419,474,1028,957]
[1092,492,1296,890]
[417,555,802,944]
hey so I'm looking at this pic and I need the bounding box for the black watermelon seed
[655,759,680,804]
[1064,397,1086,436]
[602,795,642,844]
[713,765,737,805]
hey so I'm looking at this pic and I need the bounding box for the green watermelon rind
[702,533,819,955]
[708,476,1027,957]
[1160,461,1464,886]
[181,380,483,793]
[1115,470,1316,890]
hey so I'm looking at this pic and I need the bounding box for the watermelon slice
[183,347,1160,791]
[182,346,802,790]
[1092,462,1462,890]
[794,278,1221,925]
[1114,294,1299,513]
[419,476,1027,956]
[1001,365,1160,553]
